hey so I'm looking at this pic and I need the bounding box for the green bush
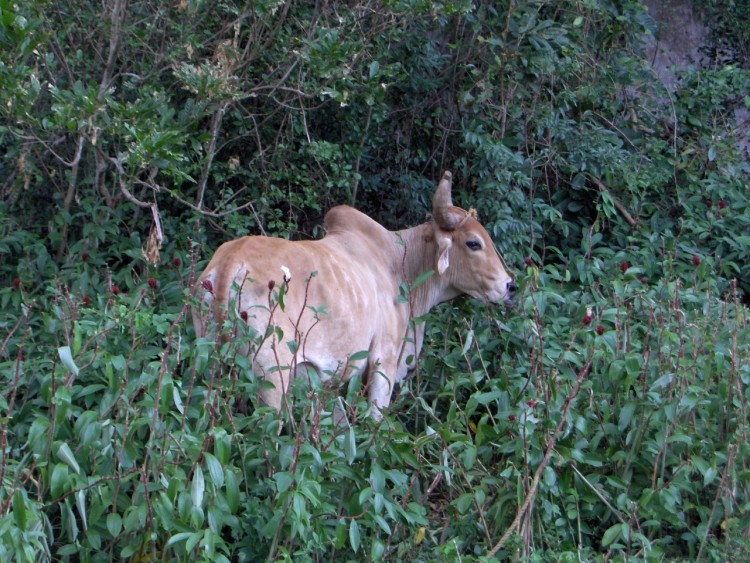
[1,0,749,560]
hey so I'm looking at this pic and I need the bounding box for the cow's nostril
[507,280,517,294]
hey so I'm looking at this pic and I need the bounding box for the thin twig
[591,176,637,227]
[487,354,593,557]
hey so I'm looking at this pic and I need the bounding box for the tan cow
[192,171,516,418]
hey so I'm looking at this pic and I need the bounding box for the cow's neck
[394,224,458,317]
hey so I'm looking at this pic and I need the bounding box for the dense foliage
[1,0,749,560]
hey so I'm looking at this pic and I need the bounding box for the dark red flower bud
[148,277,157,289]
[508,414,517,422]
[620,261,629,273]
[268,280,276,291]
[596,325,605,335]
[82,252,90,262]
[112,285,120,295]
[583,314,592,325]
[692,255,701,266]
[240,310,248,321]
[718,200,727,210]
[524,256,535,267]
[173,257,181,267]
[640,277,648,285]
[201,279,213,293]
[12,278,21,288]
[527,400,537,408]
[82,295,91,306]
[706,200,712,209]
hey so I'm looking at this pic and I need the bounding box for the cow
[192,171,516,419]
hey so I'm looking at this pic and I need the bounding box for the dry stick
[487,354,594,558]
[591,177,637,228]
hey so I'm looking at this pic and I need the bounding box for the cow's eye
[466,240,482,251]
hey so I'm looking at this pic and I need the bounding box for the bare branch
[486,354,593,557]
[591,176,638,227]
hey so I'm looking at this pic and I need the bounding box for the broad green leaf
[107,512,122,537]
[191,466,205,508]
[166,532,196,547]
[275,471,294,493]
[12,489,27,530]
[349,350,370,362]
[56,443,80,474]
[204,452,224,488]
[50,464,69,498]
[173,386,184,414]
[411,269,434,288]
[76,489,87,531]
[602,523,624,547]
[349,519,361,552]
[370,463,385,493]
[58,346,79,376]
[344,427,357,464]
[225,470,240,514]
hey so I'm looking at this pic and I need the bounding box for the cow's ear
[436,236,452,275]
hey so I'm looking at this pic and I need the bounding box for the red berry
[620,261,629,273]
[12,278,21,288]
[148,277,157,289]
[596,325,605,335]
[692,255,701,266]
[527,400,537,408]
[640,277,648,285]
[82,295,91,306]
[112,285,120,295]
[82,252,90,262]
[718,200,727,210]
[524,256,535,267]
[508,414,517,422]
[583,314,592,325]
[201,279,213,293]
[173,257,181,267]
[268,280,276,291]
[240,310,248,321]
[706,200,712,209]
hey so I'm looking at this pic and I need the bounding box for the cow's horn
[432,170,458,230]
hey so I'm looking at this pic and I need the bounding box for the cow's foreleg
[367,360,395,421]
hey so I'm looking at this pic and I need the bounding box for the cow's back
[192,215,402,384]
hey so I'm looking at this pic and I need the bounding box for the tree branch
[591,177,637,227]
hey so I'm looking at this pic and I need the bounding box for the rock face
[642,0,710,91]
[642,0,749,154]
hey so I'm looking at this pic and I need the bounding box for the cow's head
[430,171,516,306]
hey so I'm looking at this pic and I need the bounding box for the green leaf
[107,512,122,537]
[275,471,294,493]
[349,350,370,362]
[411,269,434,288]
[173,386,184,415]
[166,532,196,547]
[370,463,385,493]
[344,427,357,464]
[601,523,624,547]
[349,519,361,552]
[12,489,27,530]
[191,466,205,508]
[58,346,79,376]
[617,403,636,432]
[50,464,69,498]
[225,470,240,514]
[204,452,224,488]
[57,442,81,474]
[76,489,87,531]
